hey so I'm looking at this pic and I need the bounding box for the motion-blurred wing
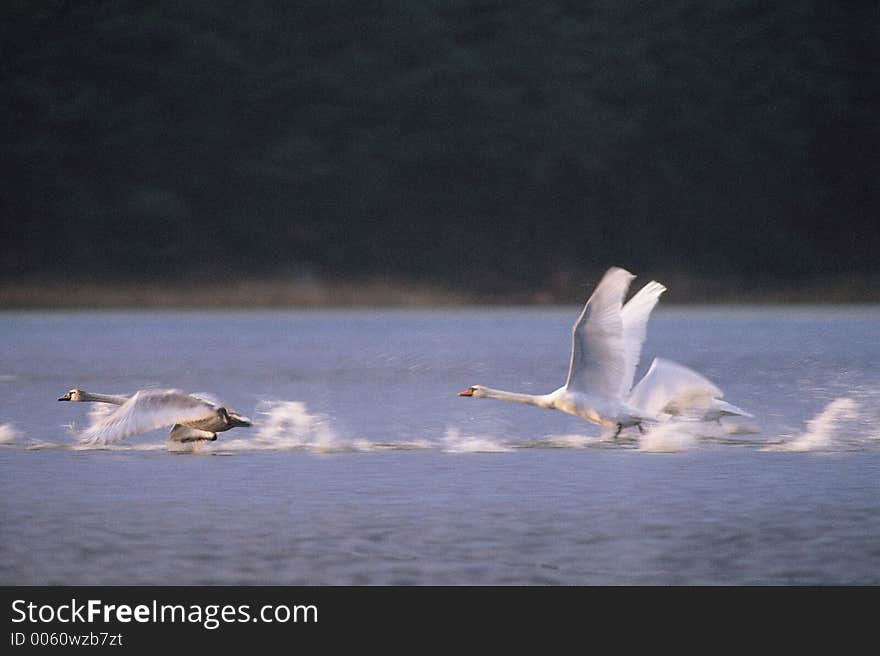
[190,392,223,407]
[79,389,216,445]
[66,402,119,439]
[564,267,634,398]
[619,280,666,397]
[86,402,118,424]
[627,358,723,417]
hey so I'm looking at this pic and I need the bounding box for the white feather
[619,279,666,397]
[628,358,724,417]
[565,267,634,399]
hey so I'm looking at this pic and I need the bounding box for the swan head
[217,407,231,425]
[58,388,84,402]
[218,407,252,428]
[458,385,484,398]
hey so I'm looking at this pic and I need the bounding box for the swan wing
[564,267,634,399]
[190,391,223,407]
[619,280,666,397]
[627,358,723,417]
[79,389,217,444]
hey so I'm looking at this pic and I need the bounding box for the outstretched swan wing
[79,389,217,444]
[564,267,634,398]
[627,358,723,417]
[619,280,666,397]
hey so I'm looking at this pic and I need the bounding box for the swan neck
[82,392,129,405]
[480,387,550,408]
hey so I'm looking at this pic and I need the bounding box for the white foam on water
[636,413,743,452]
[637,420,704,453]
[719,416,761,435]
[211,400,432,453]
[0,423,22,444]
[214,400,345,452]
[763,397,868,452]
[440,428,514,453]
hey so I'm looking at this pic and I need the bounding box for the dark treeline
[2,1,878,299]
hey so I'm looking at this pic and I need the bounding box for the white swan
[58,388,252,445]
[459,267,750,434]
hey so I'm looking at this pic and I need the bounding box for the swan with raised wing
[458,267,750,435]
[58,388,251,445]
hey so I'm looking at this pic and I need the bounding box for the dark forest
[2,1,877,303]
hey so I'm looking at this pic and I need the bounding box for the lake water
[1,306,878,585]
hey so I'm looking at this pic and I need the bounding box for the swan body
[459,267,750,434]
[58,388,251,445]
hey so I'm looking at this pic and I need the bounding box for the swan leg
[637,423,645,434]
[614,423,623,438]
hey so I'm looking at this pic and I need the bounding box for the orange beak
[458,388,474,397]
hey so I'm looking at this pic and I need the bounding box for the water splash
[0,423,22,445]
[637,420,704,452]
[637,415,750,452]
[214,400,431,453]
[764,397,870,452]
[213,400,345,452]
[440,428,513,453]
